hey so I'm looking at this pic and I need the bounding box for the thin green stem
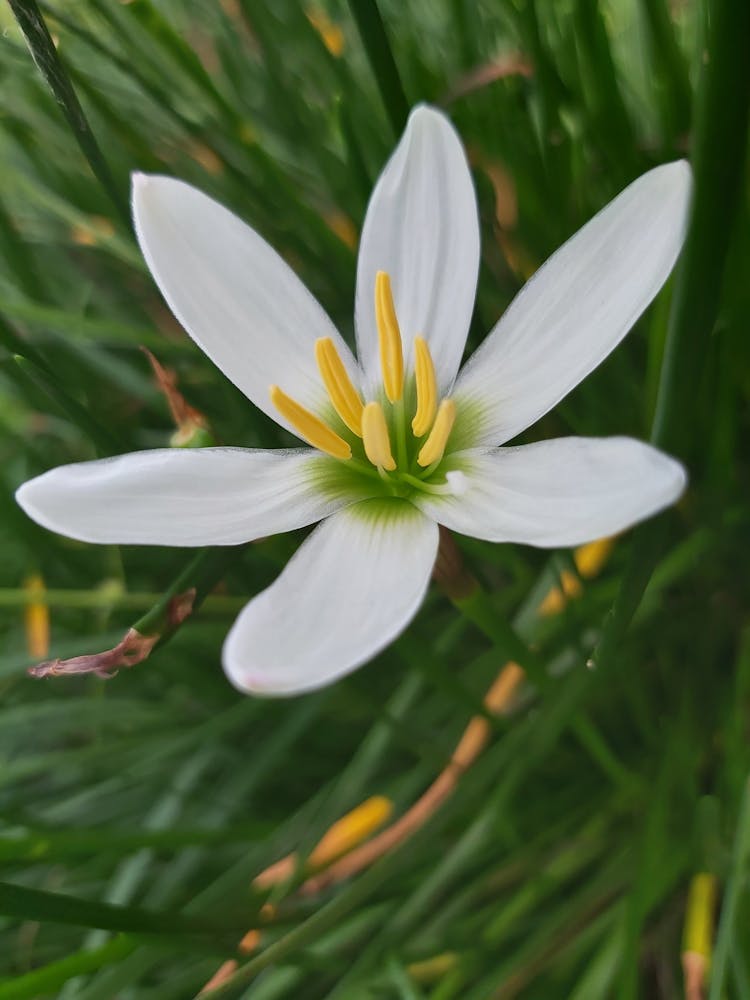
[416,459,441,480]
[347,457,385,483]
[132,548,239,640]
[376,466,400,496]
[398,473,451,496]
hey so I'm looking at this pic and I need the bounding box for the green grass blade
[709,776,750,1000]
[7,0,128,222]
[0,882,239,938]
[347,0,410,136]
[651,0,750,458]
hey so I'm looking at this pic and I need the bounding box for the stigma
[269,271,456,472]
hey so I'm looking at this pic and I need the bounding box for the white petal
[355,105,480,394]
[454,162,692,446]
[414,437,686,547]
[223,500,439,696]
[132,175,360,435]
[16,448,354,545]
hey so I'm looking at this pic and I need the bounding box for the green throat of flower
[269,270,465,501]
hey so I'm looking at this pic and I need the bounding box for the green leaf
[0,881,242,939]
[347,0,410,136]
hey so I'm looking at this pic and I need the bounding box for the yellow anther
[412,336,438,436]
[308,796,393,867]
[361,401,397,471]
[375,271,404,403]
[269,385,351,460]
[314,337,364,437]
[417,399,456,467]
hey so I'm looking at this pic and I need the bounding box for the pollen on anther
[270,385,351,460]
[374,271,404,403]
[314,337,364,437]
[417,399,456,467]
[361,401,396,471]
[412,336,438,437]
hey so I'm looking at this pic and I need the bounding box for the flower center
[269,270,459,496]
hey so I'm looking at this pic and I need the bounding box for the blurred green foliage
[0,0,748,996]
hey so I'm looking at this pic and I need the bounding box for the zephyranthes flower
[16,106,691,696]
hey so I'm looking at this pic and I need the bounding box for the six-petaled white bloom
[16,106,691,696]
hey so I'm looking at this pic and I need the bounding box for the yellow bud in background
[308,796,393,867]
[24,574,49,660]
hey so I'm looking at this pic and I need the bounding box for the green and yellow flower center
[269,270,462,499]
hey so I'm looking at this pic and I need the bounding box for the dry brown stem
[300,661,524,894]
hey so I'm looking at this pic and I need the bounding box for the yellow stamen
[269,385,351,460]
[412,336,438,436]
[361,401,397,471]
[375,271,404,403]
[314,337,364,436]
[417,399,456,467]
[308,796,393,867]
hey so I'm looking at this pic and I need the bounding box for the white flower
[16,106,691,696]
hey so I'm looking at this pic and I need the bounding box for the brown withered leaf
[142,347,209,442]
[29,587,199,680]
[28,628,159,679]
[441,53,533,105]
